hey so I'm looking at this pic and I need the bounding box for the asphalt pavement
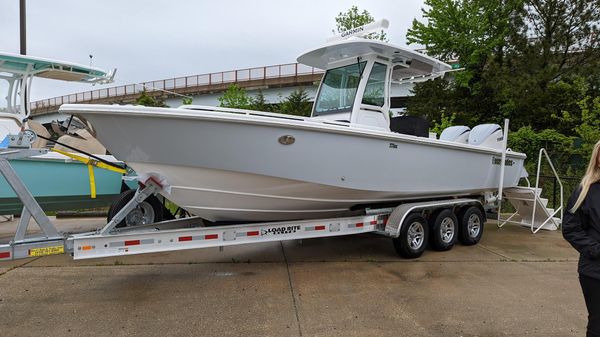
[0,217,587,337]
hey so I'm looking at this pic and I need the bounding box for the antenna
[89,54,93,67]
[327,19,389,43]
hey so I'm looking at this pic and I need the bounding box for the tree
[406,0,600,131]
[218,84,251,109]
[249,90,274,112]
[334,6,387,41]
[135,89,168,107]
[279,88,313,117]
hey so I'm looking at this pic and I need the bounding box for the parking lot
[0,218,587,337]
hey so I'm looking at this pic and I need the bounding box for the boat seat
[439,126,470,143]
[468,124,503,149]
[390,116,429,137]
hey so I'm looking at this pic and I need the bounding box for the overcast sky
[1,0,426,100]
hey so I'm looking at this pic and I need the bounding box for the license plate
[29,245,64,257]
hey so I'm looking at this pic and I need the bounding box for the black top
[563,182,600,279]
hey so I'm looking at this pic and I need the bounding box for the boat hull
[63,105,527,222]
[0,155,124,215]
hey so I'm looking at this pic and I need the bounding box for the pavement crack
[0,257,42,277]
[477,244,513,260]
[280,242,303,337]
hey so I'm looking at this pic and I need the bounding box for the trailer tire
[107,189,164,228]
[458,206,484,245]
[429,209,458,251]
[393,213,428,259]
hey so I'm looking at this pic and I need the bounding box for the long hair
[572,140,600,212]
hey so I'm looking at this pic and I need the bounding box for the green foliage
[508,126,575,173]
[405,0,600,197]
[135,89,168,107]
[249,90,275,112]
[430,113,456,136]
[334,5,387,41]
[278,88,312,117]
[218,84,251,109]
[182,97,193,105]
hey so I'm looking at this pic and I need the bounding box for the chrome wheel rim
[467,214,481,238]
[125,202,155,227]
[407,221,425,250]
[440,217,455,243]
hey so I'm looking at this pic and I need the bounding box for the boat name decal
[492,157,514,166]
[261,225,301,236]
[341,26,365,38]
[389,143,398,149]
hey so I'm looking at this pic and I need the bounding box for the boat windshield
[313,61,366,116]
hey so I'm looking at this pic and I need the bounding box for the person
[563,140,600,337]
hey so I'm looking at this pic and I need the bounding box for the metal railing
[30,63,323,112]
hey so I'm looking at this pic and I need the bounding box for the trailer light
[124,240,141,246]
[81,245,94,251]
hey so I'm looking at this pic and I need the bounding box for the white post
[497,119,509,226]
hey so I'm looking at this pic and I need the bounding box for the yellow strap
[87,164,96,199]
[51,148,127,174]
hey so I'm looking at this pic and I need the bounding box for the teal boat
[0,52,124,215]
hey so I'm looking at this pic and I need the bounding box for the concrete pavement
[0,217,587,336]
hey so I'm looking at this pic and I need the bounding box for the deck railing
[30,63,323,112]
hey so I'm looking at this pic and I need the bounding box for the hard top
[297,38,451,77]
[0,52,113,83]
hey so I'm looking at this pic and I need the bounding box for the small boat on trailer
[0,52,125,215]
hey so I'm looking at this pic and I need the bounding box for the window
[313,62,366,116]
[361,62,387,107]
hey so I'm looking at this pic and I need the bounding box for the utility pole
[20,0,26,55]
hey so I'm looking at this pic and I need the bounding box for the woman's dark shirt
[563,182,600,279]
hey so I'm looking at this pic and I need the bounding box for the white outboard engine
[439,126,470,143]
[468,124,503,150]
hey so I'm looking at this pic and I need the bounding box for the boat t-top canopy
[0,52,115,84]
[297,38,451,78]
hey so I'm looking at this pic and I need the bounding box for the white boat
[0,52,125,214]
[59,22,527,222]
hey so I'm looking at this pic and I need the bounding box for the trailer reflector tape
[110,239,154,248]
[0,251,10,259]
[305,225,327,231]
[205,234,219,240]
[82,245,94,251]
[356,222,364,227]
[247,231,259,236]
[370,220,378,225]
[178,236,193,242]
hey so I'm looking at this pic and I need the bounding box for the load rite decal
[262,225,301,235]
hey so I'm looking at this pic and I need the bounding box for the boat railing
[180,105,308,121]
[531,148,563,233]
[30,63,323,113]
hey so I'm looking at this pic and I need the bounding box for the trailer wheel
[458,206,484,245]
[429,209,458,251]
[107,189,164,228]
[393,213,428,259]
